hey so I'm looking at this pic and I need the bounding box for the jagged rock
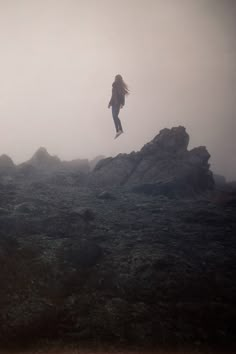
[27,147,61,170]
[91,153,138,187]
[140,126,189,155]
[89,126,214,196]
[0,154,16,175]
[19,148,90,179]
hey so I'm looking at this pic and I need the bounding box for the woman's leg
[112,105,122,132]
[118,116,123,132]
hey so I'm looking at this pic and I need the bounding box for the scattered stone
[14,202,37,214]
[97,191,116,200]
[70,207,96,221]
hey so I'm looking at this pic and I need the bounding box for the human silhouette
[108,74,129,139]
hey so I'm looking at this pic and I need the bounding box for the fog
[0,0,235,179]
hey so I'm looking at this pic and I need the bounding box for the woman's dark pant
[112,105,123,132]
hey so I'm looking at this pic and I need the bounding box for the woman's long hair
[115,74,130,96]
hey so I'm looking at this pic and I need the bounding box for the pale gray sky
[0,0,235,179]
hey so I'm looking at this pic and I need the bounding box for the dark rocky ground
[0,127,235,352]
[0,181,235,352]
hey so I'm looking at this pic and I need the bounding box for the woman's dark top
[109,81,125,107]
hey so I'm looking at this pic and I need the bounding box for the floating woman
[108,74,129,139]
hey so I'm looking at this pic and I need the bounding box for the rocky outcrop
[89,126,214,196]
[0,154,16,175]
[26,147,61,171]
[18,148,90,178]
[0,127,214,195]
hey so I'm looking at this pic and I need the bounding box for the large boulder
[89,126,214,195]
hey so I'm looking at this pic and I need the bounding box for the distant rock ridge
[19,147,90,175]
[0,127,214,195]
[26,147,61,170]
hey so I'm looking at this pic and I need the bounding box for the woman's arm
[121,95,125,108]
[108,85,116,108]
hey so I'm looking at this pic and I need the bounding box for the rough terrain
[0,127,235,352]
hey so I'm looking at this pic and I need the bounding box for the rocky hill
[25,146,61,170]
[1,126,214,197]
[21,147,90,174]
[0,154,16,175]
[89,126,214,197]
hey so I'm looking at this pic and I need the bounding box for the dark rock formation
[17,148,90,181]
[0,154,16,175]
[89,126,214,196]
[27,147,61,170]
[0,127,214,196]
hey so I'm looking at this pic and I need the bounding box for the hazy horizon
[0,0,235,180]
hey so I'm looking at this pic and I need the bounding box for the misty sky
[0,0,235,179]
